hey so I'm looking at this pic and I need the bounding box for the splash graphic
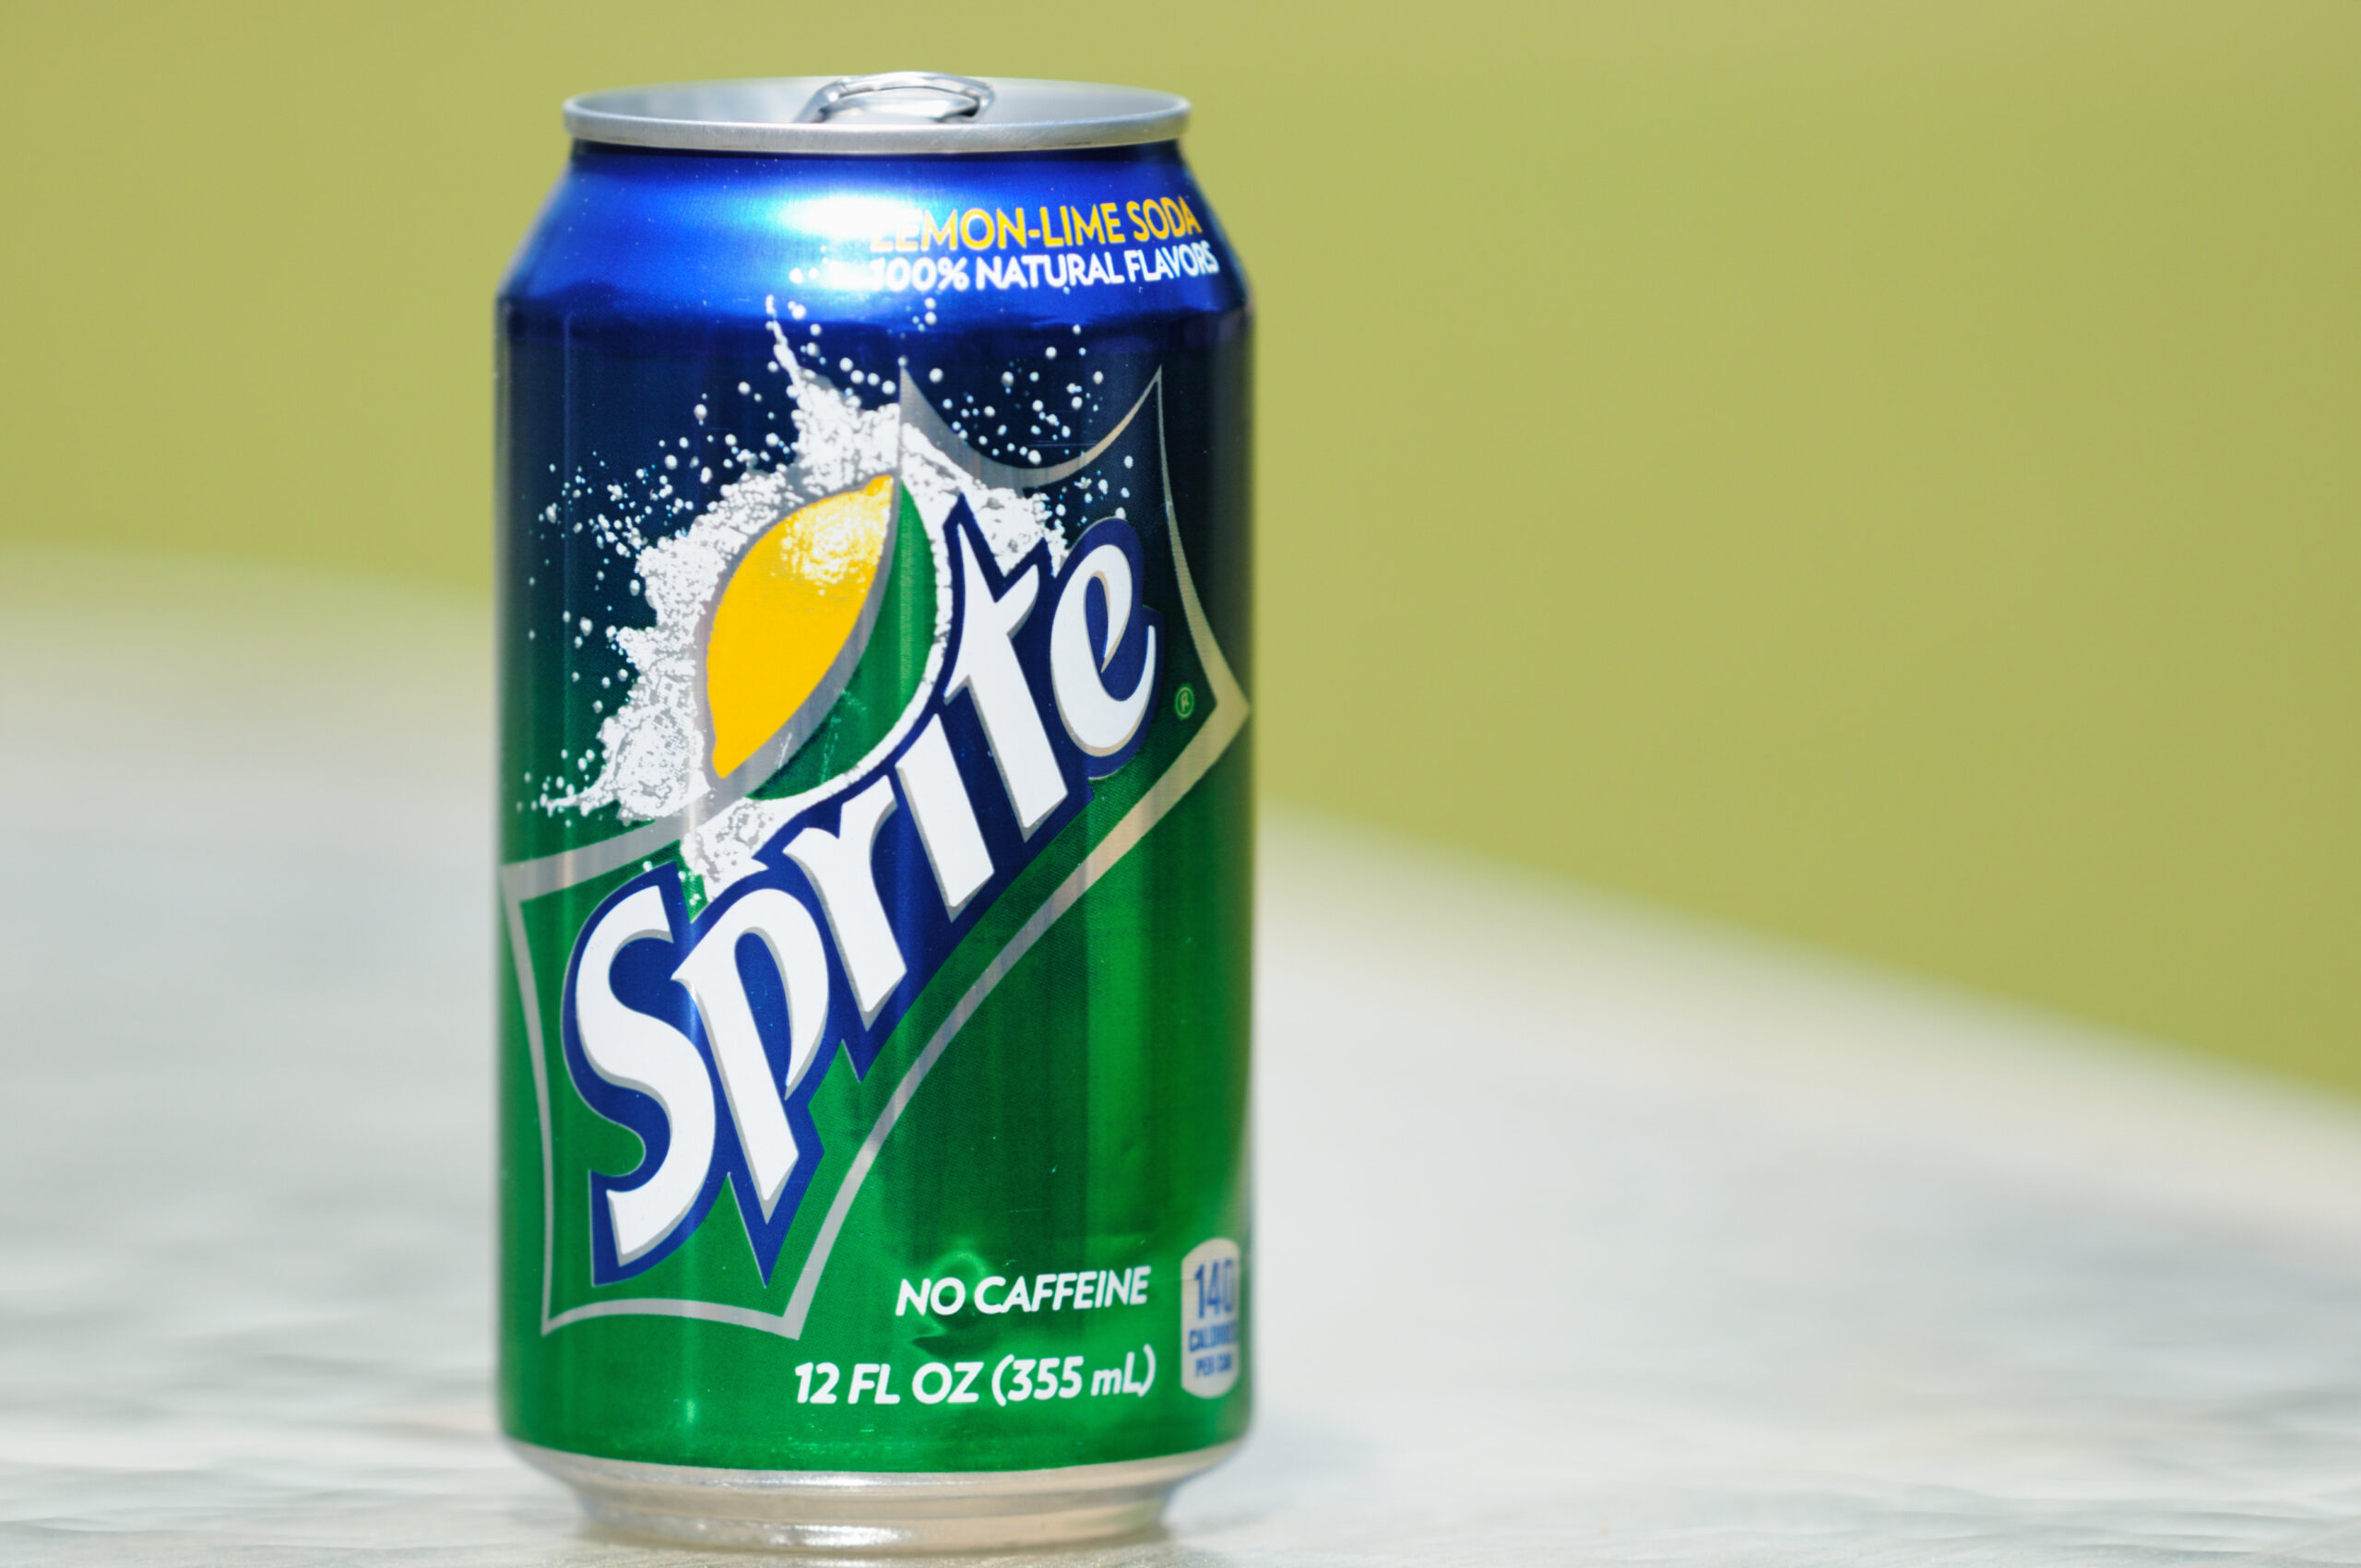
[540,312,1069,893]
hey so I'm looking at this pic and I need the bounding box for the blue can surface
[494,77,1252,1551]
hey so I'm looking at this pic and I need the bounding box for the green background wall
[5,4,2355,1086]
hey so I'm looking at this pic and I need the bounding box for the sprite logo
[567,505,1158,1284]
[500,353,1244,1338]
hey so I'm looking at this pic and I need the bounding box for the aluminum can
[493,75,1252,1551]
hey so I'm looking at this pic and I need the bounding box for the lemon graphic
[703,475,897,784]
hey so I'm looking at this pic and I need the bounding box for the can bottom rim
[511,1437,1243,1554]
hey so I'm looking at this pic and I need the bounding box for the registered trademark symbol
[1174,684,1196,719]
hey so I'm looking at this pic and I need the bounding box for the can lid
[563,74,1189,156]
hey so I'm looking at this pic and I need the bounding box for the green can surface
[493,76,1252,1504]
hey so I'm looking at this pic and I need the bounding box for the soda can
[493,75,1252,1551]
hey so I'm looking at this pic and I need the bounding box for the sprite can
[494,74,1252,1550]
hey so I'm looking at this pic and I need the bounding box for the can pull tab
[799,72,995,125]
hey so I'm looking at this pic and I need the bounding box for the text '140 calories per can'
[494,73,1253,1551]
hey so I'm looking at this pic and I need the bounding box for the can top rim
[563,76,1191,156]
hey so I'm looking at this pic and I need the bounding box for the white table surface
[9,549,2361,1566]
